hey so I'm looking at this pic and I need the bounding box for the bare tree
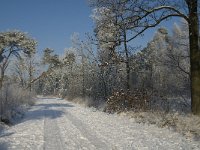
[90,0,200,115]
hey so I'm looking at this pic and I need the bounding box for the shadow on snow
[0,99,74,150]
[0,142,9,150]
[17,103,73,124]
[35,103,74,108]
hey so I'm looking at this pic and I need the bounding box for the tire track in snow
[43,101,66,150]
[57,104,112,150]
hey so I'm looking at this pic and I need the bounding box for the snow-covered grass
[120,111,200,140]
[65,95,200,141]
[92,90,200,140]
[68,99,200,149]
[107,96,200,140]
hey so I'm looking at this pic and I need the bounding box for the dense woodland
[0,0,199,123]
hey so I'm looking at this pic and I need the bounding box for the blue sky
[0,0,93,54]
[0,0,178,55]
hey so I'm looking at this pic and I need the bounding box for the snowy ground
[0,97,199,150]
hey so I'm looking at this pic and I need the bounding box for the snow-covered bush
[0,83,35,124]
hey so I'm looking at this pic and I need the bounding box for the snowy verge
[119,111,200,141]
[65,96,200,141]
[67,100,200,149]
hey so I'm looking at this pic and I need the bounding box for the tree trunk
[0,68,5,90]
[188,0,200,115]
[29,59,32,92]
[100,68,108,98]
[123,30,130,90]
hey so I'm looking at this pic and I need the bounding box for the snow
[0,97,199,150]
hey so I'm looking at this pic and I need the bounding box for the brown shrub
[104,89,150,113]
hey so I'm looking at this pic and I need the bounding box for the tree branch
[126,14,184,42]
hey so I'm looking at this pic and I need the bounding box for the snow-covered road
[0,97,199,150]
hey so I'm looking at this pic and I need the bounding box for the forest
[0,0,199,128]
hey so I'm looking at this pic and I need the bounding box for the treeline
[0,0,199,119]
[34,22,191,113]
[34,0,200,114]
